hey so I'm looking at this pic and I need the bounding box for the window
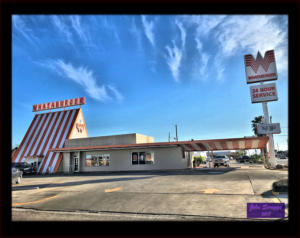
[85,153,110,167]
[132,151,154,165]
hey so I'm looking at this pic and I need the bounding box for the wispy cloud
[12,15,40,47]
[141,15,155,47]
[165,41,183,82]
[69,15,88,44]
[51,15,74,46]
[214,15,288,73]
[193,38,209,80]
[175,20,186,49]
[129,19,143,53]
[37,59,123,102]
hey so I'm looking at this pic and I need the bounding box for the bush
[250,154,263,163]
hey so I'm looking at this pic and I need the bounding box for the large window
[132,152,154,165]
[85,153,110,167]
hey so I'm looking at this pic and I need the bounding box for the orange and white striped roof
[50,136,269,152]
[12,108,84,173]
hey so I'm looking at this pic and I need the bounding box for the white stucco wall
[63,146,187,173]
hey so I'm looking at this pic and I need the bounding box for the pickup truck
[213,155,230,168]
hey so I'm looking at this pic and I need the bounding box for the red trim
[12,114,38,162]
[50,137,269,152]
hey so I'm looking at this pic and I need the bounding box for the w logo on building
[244,50,277,84]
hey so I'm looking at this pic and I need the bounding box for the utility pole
[168,132,170,142]
[175,124,178,142]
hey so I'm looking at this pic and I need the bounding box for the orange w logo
[244,50,275,73]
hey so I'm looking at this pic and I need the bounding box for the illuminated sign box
[250,83,278,103]
[244,50,278,84]
[33,97,85,112]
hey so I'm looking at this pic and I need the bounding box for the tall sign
[33,97,85,112]
[244,49,279,168]
[244,50,277,84]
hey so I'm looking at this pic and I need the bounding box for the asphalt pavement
[12,161,288,221]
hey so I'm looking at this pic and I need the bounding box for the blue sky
[12,15,288,150]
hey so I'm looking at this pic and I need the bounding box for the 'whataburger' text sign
[33,97,85,112]
[250,83,278,103]
[244,50,278,84]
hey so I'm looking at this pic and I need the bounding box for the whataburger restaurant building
[12,97,270,174]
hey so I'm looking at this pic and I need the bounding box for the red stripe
[53,153,63,173]
[208,142,216,151]
[184,143,195,151]
[196,143,207,151]
[232,140,240,150]
[39,111,62,157]
[258,139,267,148]
[245,140,252,149]
[47,110,73,171]
[53,109,79,173]
[17,114,44,163]
[39,111,66,173]
[25,114,49,158]
[220,141,228,150]
[32,113,55,156]
[12,114,38,162]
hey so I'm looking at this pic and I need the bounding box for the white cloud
[214,15,288,73]
[175,20,186,49]
[38,59,123,102]
[51,15,74,46]
[107,85,124,102]
[129,19,143,52]
[165,41,183,82]
[12,15,40,46]
[141,15,155,47]
[69,15,88,44]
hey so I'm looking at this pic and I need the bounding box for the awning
[50,136,269,152]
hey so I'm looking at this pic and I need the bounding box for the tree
[251,116,264,136]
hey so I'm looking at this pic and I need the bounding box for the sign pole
[261,100,276,168]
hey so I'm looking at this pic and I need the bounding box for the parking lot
[12,161,288,221]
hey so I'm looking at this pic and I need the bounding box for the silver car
[213,155,230,168]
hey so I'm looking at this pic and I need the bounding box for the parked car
[12,162,36,174]
[213,155,230,168]
[237,156,251,163]
[12,167,23,184]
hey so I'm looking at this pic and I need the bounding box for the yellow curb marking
[105,187,122,193]
[12,194,59,207]
[202,188,219,194]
